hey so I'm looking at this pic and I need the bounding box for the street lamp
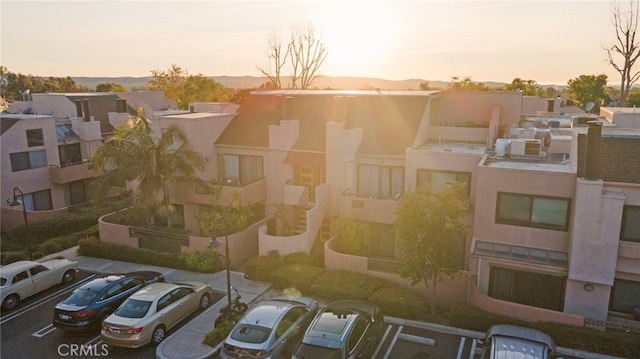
[7,186,28,228]
[207,215,232,310]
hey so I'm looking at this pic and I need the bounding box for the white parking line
[97,263,113,271]
[372,325,393,358]
[383,325,403,359]
[0,274,97,325]
[84,336,102,347]
[163,269,177,278]
[32,324,56,337]
[397,333,436,346]
[457,336,466,359]
[469,338,478,359]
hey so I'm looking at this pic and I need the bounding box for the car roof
[486,325,555,352]
[328,300,381,318]
[128,282,183,301]
[301,306,361,348]
[77,275,125,291]
[239,299,300,329]
[0,260,40,276]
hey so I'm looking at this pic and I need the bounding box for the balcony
[49,161,98,184]
[180,177,267,206]
[339,190,400,224]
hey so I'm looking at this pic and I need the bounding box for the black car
[292,300,383,359]
[53,271,164,332]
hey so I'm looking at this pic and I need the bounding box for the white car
[101,281,214,348]
[1,259,78,310]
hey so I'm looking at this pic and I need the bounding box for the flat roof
[415,142,488,155]
[483,154,575,173]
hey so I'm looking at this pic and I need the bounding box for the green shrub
[270,264,326,294]
[77,237,221,273]
[283,251,323,267]
[39,241,63,256]
[203,320,235,348]
[244,254,282,281]
[180,251,219,273]
[310,270,391,301]
[1,251,29,265]
[368,287,428,320]
[448,304,524,332]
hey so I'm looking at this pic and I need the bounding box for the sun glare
[317,3,395,77]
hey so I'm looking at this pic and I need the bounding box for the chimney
[75,100,83,117]
[546,99,555,112]
[584,121,602,180]
[81,99,91,122]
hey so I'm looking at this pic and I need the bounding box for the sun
[316,3,395,77]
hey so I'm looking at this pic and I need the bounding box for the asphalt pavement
[41,247,625,359]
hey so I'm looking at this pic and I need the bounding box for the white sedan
[0,259,78,310]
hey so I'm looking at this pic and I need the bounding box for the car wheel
[61,270,76,284]
[151,325,166,345]
[1,294,19,311]
[199,294,210,310]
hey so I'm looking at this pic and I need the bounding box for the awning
[284,151,325,167]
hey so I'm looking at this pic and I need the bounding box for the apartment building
[1,91,178,233]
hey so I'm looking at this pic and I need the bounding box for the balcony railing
[49,160,99,184]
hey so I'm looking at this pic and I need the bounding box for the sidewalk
[42,247,272,359]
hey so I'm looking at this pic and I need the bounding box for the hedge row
[77,237,222,273]
[448,304,640,358]
[243,253,429,321]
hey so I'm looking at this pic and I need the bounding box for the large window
[222,154,263,186]
[357,164,403,199]
[609,279,640,313]
[489,266,565,311]
[417,169,470,194]
[496,192,570,231]
[620,206,640,243]
[19,189,53,211]
[67,180,88,205]
[10,150,47,171]
[27,129,44,147]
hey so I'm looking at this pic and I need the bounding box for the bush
[77,237,221,273]
[203,319,234,348]
[1,251,29,265]
[283,251,323,267]
[270,264,325,294]
[368,287,428,320]
[244,254,282,281]
[39,241,63,256]
[310,270,391,301]
[448,304,524,333]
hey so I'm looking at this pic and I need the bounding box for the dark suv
[53,271,164,332]
[292,300,383,359]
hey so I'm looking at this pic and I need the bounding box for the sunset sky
[0,0,622,85]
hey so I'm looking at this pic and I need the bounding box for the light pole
[7,186,28,228]
[207,215,232,310]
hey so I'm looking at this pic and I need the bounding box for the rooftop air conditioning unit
[510,139,542,156]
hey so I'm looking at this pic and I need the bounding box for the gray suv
[292,300,383,359]
[479,324,562,359]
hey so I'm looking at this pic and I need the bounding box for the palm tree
[91,109,205,227]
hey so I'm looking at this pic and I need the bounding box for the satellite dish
[585,102,595,113]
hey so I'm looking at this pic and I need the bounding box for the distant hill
[71,75,509,92]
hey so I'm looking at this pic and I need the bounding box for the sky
[0,0,625,85]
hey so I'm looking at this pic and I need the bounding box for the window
[13,271,29,284]
[621,206,640,243]
[221,154,264,186]
[357,164,403,199]
[59,143,82,167]
[496,192,570,231]
[275,307,306,339]
[19,189,53,211]
[29,265,49,276]
[101,282,125,301]
[67,180,87,205]
[27,129,44,147]
[488,266,565,311]
[417,169,470,194]
[10,150,47,171]
[609,279,640,313]
[348,317,369,353]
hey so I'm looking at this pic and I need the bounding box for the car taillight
[73,308,94,318]
[255,349,274,357]
[126,327,144,334]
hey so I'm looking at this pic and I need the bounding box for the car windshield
[114,299,151,318]
[230,324,271,344]
[293,343,342,359]
[63,289,98,306]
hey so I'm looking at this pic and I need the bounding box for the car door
[30,265,57,293]
[273,306,310,357]
[347,316,371,359]
[11,270,35,298]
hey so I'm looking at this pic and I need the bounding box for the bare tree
[605,0,640,106]
[256,33,289,89]
[288,21,328,89]
[257,21,328,90]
